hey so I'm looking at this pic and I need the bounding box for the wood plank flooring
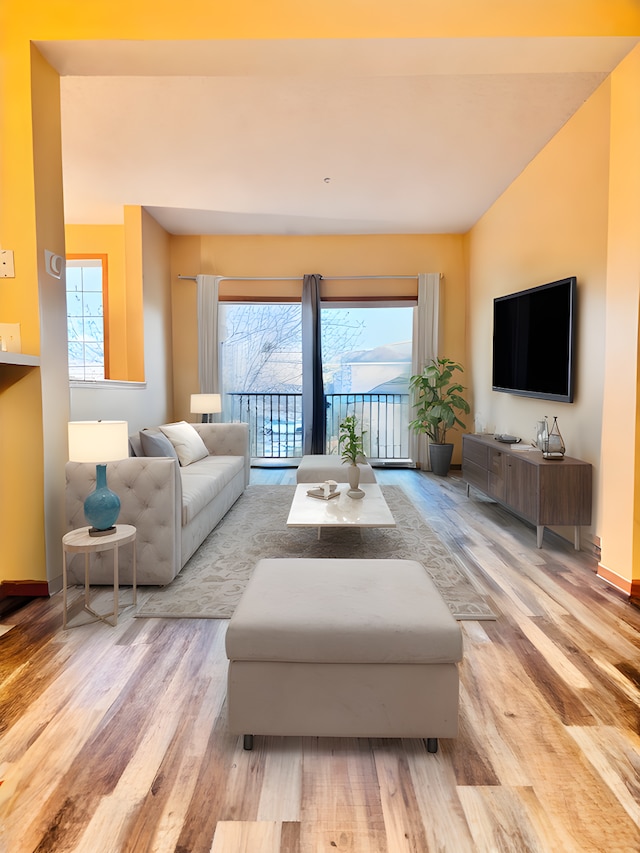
[1,468,639,852]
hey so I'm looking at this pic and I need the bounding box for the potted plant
[338,414,367,495]
[409,357,470,475]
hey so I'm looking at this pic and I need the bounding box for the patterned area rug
[135,484,497,621]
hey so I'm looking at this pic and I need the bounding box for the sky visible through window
[220,303,412,395]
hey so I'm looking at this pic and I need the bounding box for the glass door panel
[321,305,413,460]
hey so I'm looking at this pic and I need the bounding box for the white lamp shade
[190,393,222,414]
[68,420,129,463]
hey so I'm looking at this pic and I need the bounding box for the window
[218,300,414,460]
[321,304,414,459]
[66,256,108,381]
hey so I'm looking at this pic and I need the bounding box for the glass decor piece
[543,416,565,459]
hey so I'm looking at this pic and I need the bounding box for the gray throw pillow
[139,430,179,460]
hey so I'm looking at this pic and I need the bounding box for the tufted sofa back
[65,456,181,585]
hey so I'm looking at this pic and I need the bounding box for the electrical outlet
[0,250,15,278]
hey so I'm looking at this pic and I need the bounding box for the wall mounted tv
[492,276,577,403]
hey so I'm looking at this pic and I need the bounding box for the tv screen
[492,277,577,403]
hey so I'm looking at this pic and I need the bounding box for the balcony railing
[227,392,410,460]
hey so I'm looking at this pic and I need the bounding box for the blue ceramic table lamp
[68,420,129,537]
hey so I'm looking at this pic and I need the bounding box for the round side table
[62,524,137,628]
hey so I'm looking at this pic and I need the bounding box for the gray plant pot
[429,442,454,476]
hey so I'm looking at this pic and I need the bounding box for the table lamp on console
[190,393,222,423]
[68,420,129,537]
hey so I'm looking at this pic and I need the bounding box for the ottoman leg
[426,738,438,753]
[243,734,254,751]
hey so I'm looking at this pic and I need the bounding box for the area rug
[135,485,497,621]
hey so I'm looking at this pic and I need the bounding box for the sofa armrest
[193,422,250,486]
[65,457,182,585]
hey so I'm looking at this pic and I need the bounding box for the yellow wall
[467,45,640,580]
[467,81,611,550]
[598,45,640,593]
[65,224,129,379]
[0,43,69,584]
[5,0,640,40]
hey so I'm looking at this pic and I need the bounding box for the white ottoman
[296,454,377,483]
[226,558,462,752]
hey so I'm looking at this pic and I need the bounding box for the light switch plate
[0,323,21,352]
[0,250,15,278]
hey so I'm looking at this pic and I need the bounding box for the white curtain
[196,275,223,394]
[410,272,441,469]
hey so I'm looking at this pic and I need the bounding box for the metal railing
[227,392,410,460]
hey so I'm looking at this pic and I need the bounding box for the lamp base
[88,525,117,537]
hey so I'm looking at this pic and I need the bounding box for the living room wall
[466,75,612,553]
[67,209,173,433]
[169,232,469,459]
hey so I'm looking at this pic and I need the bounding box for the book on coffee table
[306,487,340,500]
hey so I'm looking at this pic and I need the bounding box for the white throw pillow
[159,421,209,466]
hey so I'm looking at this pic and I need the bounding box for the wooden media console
[462,433,592,549]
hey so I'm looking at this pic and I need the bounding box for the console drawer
[463,436,488,468]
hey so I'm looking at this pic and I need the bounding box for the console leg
[536,525,544,548]
[574,526,581,551]
[243,734,254,750]
[426,738,438,754]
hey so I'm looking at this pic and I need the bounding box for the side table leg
[536,525,544,548]
[113,543,119,626]
[62,550,69,629]
[84,552,91,609]
[132,540,137,606]
[574,526,581,551]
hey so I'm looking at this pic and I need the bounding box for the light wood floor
[1,468,639,852]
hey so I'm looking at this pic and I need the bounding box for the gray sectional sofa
[65,421,250,586]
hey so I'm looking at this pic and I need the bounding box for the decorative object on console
[67,420,129,537]
[542,416,565,459]
[338,414,367,498]
[190,393,222,423]
[535,419,548,450]
[494,434,520,444]
[409,357,470,476]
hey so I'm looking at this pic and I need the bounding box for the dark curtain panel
[301,273,325,454]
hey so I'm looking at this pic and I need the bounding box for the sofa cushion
[159,421,209,466]
[140,429,179,460]
[128,433,143,457]
[226,559,463,665]
[180,456,246,525]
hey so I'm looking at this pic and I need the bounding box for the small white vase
[347,462,360,491]
[347,463,365,498]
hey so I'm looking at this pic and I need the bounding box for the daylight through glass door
[219,302,413,462]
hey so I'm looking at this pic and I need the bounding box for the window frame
[65,254,110,381]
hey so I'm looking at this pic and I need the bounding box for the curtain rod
[178,274,422,282]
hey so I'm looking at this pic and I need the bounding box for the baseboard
[596,564,640,601]
[0,580,50,599]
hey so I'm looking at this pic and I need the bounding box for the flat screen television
[492,276,577,403]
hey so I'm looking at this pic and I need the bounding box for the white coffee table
[286,483,396,538]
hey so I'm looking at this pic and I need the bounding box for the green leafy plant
[338,414,366,465]
[409,357,470,444]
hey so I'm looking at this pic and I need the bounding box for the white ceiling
[38,37,639,236]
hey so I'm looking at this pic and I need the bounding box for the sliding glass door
[321,304,414,461]
[219,303,303,457]
[218,301,413,461]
